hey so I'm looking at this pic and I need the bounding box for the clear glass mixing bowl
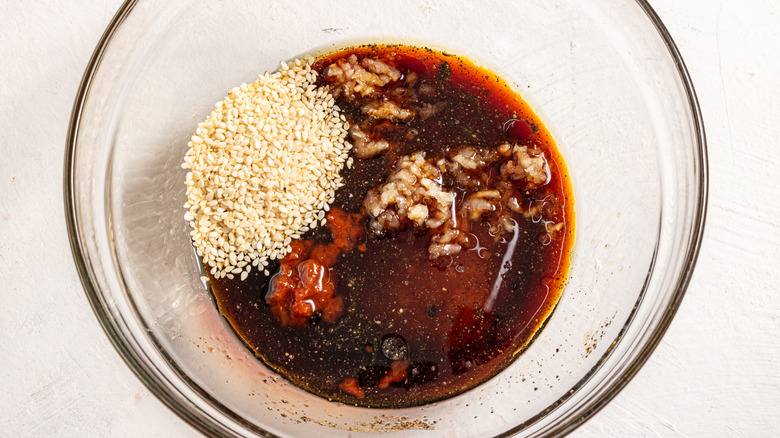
[65,0,707,436]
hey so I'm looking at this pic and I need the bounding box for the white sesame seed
[183,57,352,281]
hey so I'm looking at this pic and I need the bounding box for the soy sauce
[207,45,574,408]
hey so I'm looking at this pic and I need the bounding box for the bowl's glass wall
[69,0,705,436]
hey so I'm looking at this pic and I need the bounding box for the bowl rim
[63,1,708,436]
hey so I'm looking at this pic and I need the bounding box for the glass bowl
[65,0,707,436]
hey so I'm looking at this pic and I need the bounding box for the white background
[1,0,778,436]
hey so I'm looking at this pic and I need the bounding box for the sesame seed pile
[182,58,352,281]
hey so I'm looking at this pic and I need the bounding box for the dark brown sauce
[207,45,574,408]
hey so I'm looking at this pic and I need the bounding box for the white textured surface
[0,0,778,436]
